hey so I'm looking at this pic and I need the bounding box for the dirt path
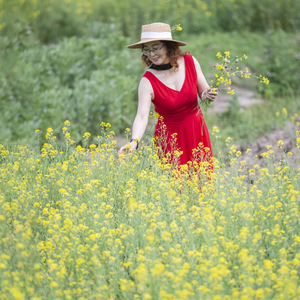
[238,116,300,169]
[208,85,263,114]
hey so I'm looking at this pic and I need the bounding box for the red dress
[143,54,213,167]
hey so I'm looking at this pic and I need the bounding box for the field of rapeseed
[1,122,300,299]
[1,1,300,299]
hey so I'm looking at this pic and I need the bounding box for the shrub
[0,23,143,144]
[1,0,300,45]
[258,30,300,97]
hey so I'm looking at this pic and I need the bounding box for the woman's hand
[202,88,218,102]
[118,141,138,155]
[193,56,218,103]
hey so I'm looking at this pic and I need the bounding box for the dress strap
[183,54,197,87]
[142,71,165,99]
[185,55,197,84]
[142,71,155,83]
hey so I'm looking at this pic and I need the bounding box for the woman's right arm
[118,77,153,154]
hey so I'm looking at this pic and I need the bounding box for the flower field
[1,123,300,300]
[1,0,300,299]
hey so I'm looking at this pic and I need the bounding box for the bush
[257,30,300,97]
[1,0,300,45]
[0,23,143,144]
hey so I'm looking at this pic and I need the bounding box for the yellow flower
[50,281,59,288]
[277,140,284,147]
[176,24,182,31]
[83,132,91,139]
[282,107,287,115]
[151,263,165,276]
[262,76,269,84]
[216,63,224,70]
[153,112,161,119]
[16,243,24,250]
[0,263,6,269]
[8,287,25,300]
[212,126,219,133]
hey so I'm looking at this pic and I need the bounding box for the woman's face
[143,41,170,65]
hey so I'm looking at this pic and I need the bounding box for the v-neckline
[147,56,186,93]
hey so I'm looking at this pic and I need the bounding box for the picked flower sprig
[199,51,269,134]
[170,23,183,32]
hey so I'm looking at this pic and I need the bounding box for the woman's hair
[141,41,189,71]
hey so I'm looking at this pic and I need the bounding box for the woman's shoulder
[138,75,154,99]
[139,75,153,89]
[142,70,157,85]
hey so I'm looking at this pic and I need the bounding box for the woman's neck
[149,62,173,71]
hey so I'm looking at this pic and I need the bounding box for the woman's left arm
[192,56,218,102]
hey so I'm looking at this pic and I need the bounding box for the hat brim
[127,38,186,49]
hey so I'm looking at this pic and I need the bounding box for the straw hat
[127,22,186,49]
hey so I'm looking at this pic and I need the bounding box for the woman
[118,22,217,167]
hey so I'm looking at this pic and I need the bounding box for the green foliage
[1,0,300,46]
[0,1,299,145]
[185,31,300,97]
[0,0,80,45]
[1,22,299,145]
[0,22,143,144]
[257,30,300,98]
[217,95,242,128]
[33,4,79,44]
